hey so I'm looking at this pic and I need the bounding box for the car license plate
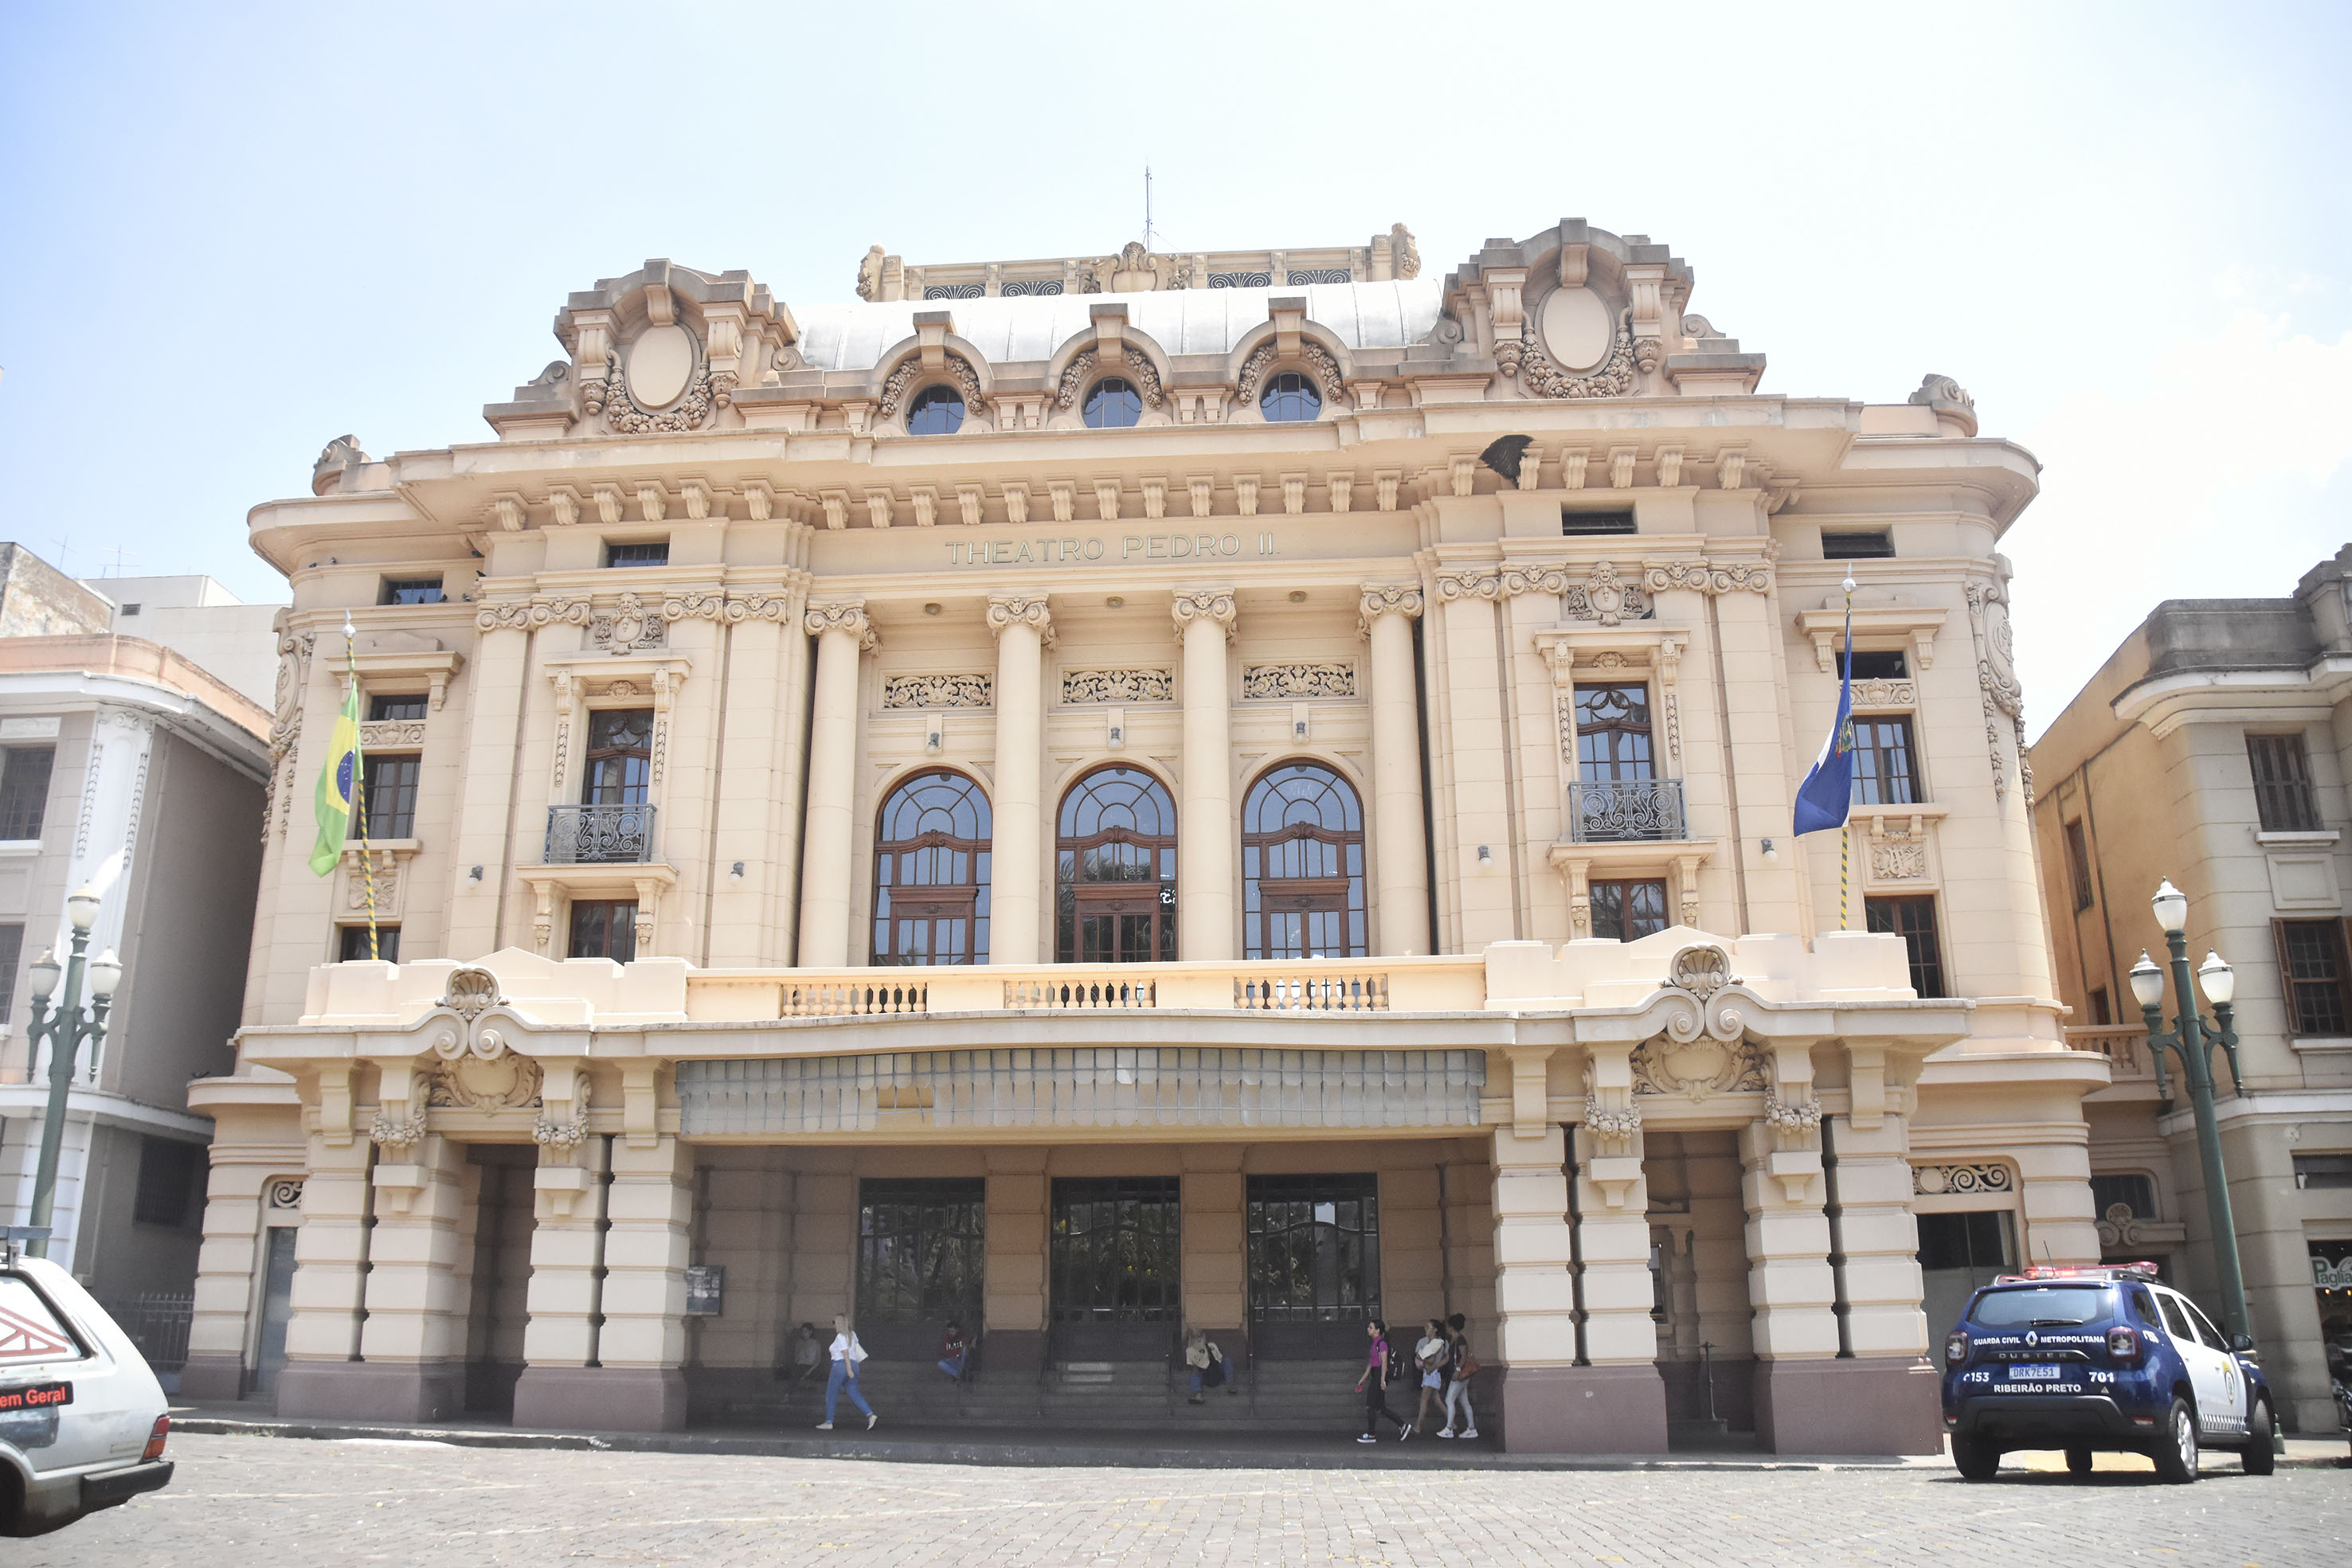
[2008,1364,2062,1381]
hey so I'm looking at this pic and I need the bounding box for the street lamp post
[22,882,123,1261]
[2128,877,2252,1345]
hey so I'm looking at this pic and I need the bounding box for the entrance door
[1246,1174,1380,1359]
[855,1177,986,1359]
[252,1226,298,1394]
[1050,1176,1180,1360]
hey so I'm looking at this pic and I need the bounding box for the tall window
[132,1136,202,1229]
[0,746,54,840]
[584,710,653,804]
[872,771,992,965]
[1055,766,1177,964]
[2064,819,2096,912]
[1259,371,1321,423]
[359,754,420,839]
[569,899,636,962]
[1083,377,1141,428]
[0,923,22,1025]
[1849,716,1920,806]
[1050,1176,1180,1324]
[857,1178,985,1325]
[2275,919,2352,1035]
[2247,733,2320,832]
[1575,684,1653,781]
[1866,894,1947,997]
[1590,878,1667,941]
[1246,1174,1380,1353]
[1242,763,1365,960]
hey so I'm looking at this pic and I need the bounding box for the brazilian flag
[309,680,363,876]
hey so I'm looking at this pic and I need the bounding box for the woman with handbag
[818,1313,879,1431]
[1438,1312,1480,1440]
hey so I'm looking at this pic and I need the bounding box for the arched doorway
[1055,765,1176,963]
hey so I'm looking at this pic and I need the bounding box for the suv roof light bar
[1992,1261,2161,1284]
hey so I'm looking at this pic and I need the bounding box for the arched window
[1055,766,1177,964]
[1083,377,1141,429]
[906,385,965,435]
[872,770,992,964]
[1242,762,1366,959]
[1260,370,1321,424]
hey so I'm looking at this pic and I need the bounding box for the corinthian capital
[1169,587,1238,644]
[804,600,877,650]
[1357,582,1426,637]
[986,592,1056,647]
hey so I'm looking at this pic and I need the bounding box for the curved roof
[794,279,1445,372]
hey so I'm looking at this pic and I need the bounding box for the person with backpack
[1355,1318,1410,1443]
[1437,1312,1480,1440]
[817,1313,878,1431]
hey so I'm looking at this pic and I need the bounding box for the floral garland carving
[1642,561,1773,596]
[1763,1093,1823,1133]
[595,350,722,435]
[1063,668,1172,705]
[1234,340,1348,408]
[1056,347,1165,410]
[882,673,993,710]
[879,351,986,420]
[1241,662,1356,699]
[1498,307,1638,399]
[1582,1094,1642,1144]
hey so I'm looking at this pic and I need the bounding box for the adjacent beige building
[2031,549,2352,1434]
[183,218,2106,1453]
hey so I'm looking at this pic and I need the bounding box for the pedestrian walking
[1355,1318,1409,1443]
[937,1320,969,1382]
[1182,1327,1229,1403]
[817,1313,877,1431]
[1412,1318,1450,1433]
[1438,1311,1481,1440]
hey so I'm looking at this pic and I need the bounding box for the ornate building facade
[182,219,2101,1453]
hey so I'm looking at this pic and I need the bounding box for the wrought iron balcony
[545,803,656,864]
[1567,779,1686,843]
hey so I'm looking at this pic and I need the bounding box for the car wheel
[2243,1398,2276,1476]
[1952,1434,2001,1480]
[2150,1396,2199,1484]
[2064,1445,2094,1476]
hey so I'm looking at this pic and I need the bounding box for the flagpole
[343,616,379,960]
[1839,573,1853,931]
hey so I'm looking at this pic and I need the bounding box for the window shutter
[2275,920,2302,1033]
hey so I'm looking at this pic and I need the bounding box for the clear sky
[3,1,2346,733]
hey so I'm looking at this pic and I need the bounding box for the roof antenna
[1143,165,1156,251]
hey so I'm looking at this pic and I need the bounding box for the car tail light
[2106,1325,2140,1363]
[1944,1329,1970,1367]
[143,1415,169,1462]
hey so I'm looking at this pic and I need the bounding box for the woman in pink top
[1353,1319,1410,1443]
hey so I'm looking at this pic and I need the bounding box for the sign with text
[684,1265,725,1316]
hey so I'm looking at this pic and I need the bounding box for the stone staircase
[696,1358,1371,1435]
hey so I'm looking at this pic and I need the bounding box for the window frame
[1055,764,1180,964]
[131,1136,202,1230]
[582,708,655,806]
[2246,732,2321,833]
[2272,917,2352,1037]
[0,922,22,1025]
[0,745,56,842]
[1865,893,1949,998]
[1082,377,1142,429]
[358,752,421,840]
[871,768,993,966]
[568,898,638,962]
[906,384,967,436]
[1240,761,1368,960]
[1848,712,1922,807]
[2064,818,2096,912]
[1821,529,1895,560]
[337,923,401,963]
[368,693,429,722]
[1258,370,1321,424]
[378,576,447,607]
[1589,878,1669,942]
[603,540,671,569]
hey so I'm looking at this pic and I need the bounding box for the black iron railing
[1568,779,1686,843]
[544,803,656,864]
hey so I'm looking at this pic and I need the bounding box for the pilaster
[271,1132,374,1419]
[796,602,874,965]
[1172,587,1238,960]
[1360,585,1430,955]
[988,592,1053,964]
[446,617,531,957]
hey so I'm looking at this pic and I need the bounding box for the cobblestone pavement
[24,1434,2351,1566]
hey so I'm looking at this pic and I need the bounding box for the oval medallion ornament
[1539,287,1613,372]
[625,324,696,409]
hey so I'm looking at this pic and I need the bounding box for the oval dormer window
[1260,371,1320,423]
[907,385,966,435]
[625,324,696,409]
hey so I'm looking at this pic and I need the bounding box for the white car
[0,1231,173,1536]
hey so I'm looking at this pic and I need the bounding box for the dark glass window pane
[1241,763,1366,960]
[1051,1177,1181,1323]
[2278,920,2350,1034]
[369,694,429,722]
[2247,734,2319,832]
[569,900,637,962]
[133,1136,202,1228]
[2088,986,2111,1026]
[2090,1173,2157,1220]
[1246,1174,1381,1323]
[1260,371,1320,424]
[378,577,446,606]
[906,385,966,435]
[1590,879,1667,942]
[359,754,421,839]
[2064,819,2095,911]
[1561,510,1637,536]
[1574,685,1653,782]
[858,1178,986,1326]
[1822,530,1894,559]
[1866,895,1947,997]
[0,747,54,840]
[605,541,670,568]
[585,710,653,805]
[0,923,21,1025]
[872,770,992,965]
[1056,767,1178,963]
[339,924,401,963]
[1083,377,1142,429]
[1849,715,1919,807]
[1845,650,1908,680]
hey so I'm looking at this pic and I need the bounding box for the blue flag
[1794,591,1856,837]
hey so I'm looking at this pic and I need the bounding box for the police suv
[1941,1262,2275,1483]
[0,1229,174,1535]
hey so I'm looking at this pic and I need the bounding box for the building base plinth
[1753,1357,1942,1455]
[1494,1363,1669,1454]
[512,1366,689,1433]
[273,1360,465,1424]
[177,1355,248,1402]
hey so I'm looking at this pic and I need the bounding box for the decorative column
[511,1064,610,1428]
[796,601,874,967]
[1431,572,1514,950]
[448,608,534,956]
[585,1132,694,1430]
[1818,1056,1943,1453]
[178,1152,280,1400]
[987,593,1053,964]
[264,1124,375,1419]
[1172,588,1238,960]
[1360,585,1430,955]
[705,587,800,966]
[1740,1044,1841,1454]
